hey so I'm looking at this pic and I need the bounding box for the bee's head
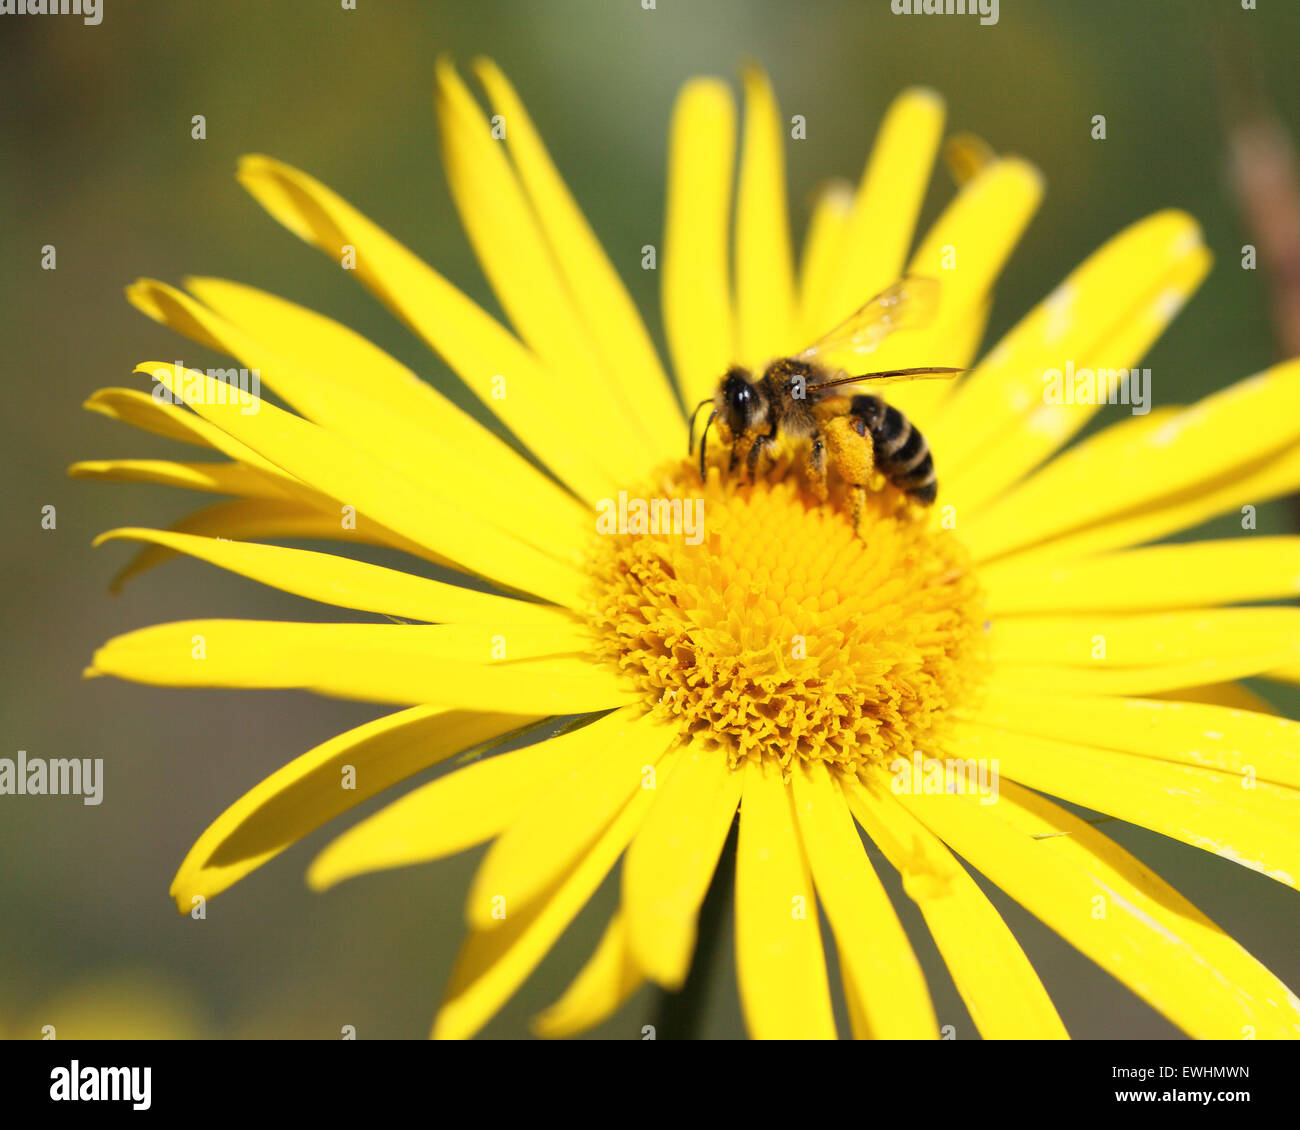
[719,366,763,435]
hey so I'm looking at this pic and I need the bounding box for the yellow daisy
[76,59,1300,1040]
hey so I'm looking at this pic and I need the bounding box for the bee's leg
[746,424,778,482]
[850,484,867,538]
[822,414,875,540]
[823,414,876,484]
[806,432,828,502]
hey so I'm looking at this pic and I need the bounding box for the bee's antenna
[687,398,713,453]
[698,408,717,482]
[805,366,966,393]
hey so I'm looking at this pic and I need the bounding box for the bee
[689,277,962,526]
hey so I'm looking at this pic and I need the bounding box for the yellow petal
[185,274,597,508]
[879,156,1045,422]
[69,458,287,500]
[473,58,683,459]
[964,357,1300,563]
[962,687,1300,785]
[941,294,992,375]
[99,497,440,594]
[947,723,1300,890]
[983,537,1300,614]
[184,275,508,447]
[790,761,937,1038]
[663,78,737,411]
[85,389,428,560]
[84,388,274,471]
[988,607,1300,669]
[142,362,586,607]
[306,715,621,891]
[817,87,945,337]
[876,156,1043,427]
[842,775,1067,1039]
[172,706,532,909]
[948,408,1182,560]
[83,387,458,585]
[734,66,797,364]
[89,618,631,713]
[992,433,1300,569]
[82,392,409,573]
[621,746,742,988]
[989,653,1300,696]
[1151,682,1278,714]
[433,748,682,1040]
[235,155,623,498]
[954,249,1211,516]
[433,61,656,476]
[928,210,1204,476]
[797,179,855,341]
[96,528,575,627]
[83,387,210,448]
[531,912,643,1039]
[894,777,1300,1038]
[128,278,588,560]
[466,710,676,929]
[735,757,836,1039]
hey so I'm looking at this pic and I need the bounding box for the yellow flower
[76,59,1300,1040]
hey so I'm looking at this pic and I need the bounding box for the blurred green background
[2,0,1299,1039]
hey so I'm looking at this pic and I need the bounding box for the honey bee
[689,277,962,525]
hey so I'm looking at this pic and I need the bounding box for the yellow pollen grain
[587,459,987,772]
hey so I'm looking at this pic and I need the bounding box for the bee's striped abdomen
[850,394,937,505]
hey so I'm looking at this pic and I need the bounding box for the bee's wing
[796,276,941,363]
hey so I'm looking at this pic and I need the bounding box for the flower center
[587,459,987,772]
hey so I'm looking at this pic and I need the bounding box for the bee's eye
[723,373,756,430]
